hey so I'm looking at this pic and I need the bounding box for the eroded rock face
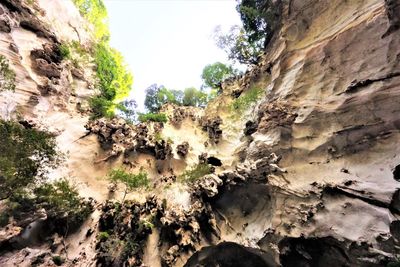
[1,0,400,266]
[96,200,154,266]
[86,118,174,161]
[184,242,276,267]
[2,0,57,41]
[200,116,223,144]
[256,102,297,134]
[176,141,189,158]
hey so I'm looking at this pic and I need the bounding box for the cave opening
[184,242,276,267]
[393,165,400,181]
[207,156,222,166]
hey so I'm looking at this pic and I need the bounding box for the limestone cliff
[0,0,400,266]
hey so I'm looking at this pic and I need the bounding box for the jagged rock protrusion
[176,141,189,158]
[30,43,64,78]
[1,0,57,41]
[96,201,154,266]
[256,102,297,133]
[155,140,172,160]
[200,116,223,144]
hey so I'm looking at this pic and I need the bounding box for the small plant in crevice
[0,55,16,92]
[179,163,213,183]
[52,255,64,266]
[97,231,110,242]
[95,202,153,266]
[230,86,263,114]
[138,112,168,123]
[58,43,71,60]
[106,168,150,201]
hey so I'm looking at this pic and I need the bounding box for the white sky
[104,0,241,109]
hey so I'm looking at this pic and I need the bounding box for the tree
[214,25,264,65]
[144,84,165,112]
[213,0,282,65]
[201,62,239,89]
[117,99,137,122]
[236,0,282,47]
[0,120,60,200]
[182,87,208,107]
[107,168,149,201]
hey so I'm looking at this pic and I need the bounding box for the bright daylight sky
[104,0,242,109]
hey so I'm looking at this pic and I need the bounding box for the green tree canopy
[144,84,167,113]
[214,25,264,65]
[201,62,239,89]
[0,120,60,200]
[237,0,282,47]
[182,87,208,107]
[72,0,109,40]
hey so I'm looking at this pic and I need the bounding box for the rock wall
[1,0,400,266]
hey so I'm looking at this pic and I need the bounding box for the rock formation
[0,0,400,266]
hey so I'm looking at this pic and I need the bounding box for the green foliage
[89,96,115,118]
[71,0,109,40]
[89,43,133,118]
[144,84,169,113]
[94,43,132,101]
[231,86,263,113]
[116,99,137,122]
[52,255,64,266]
[107,169,150,190]
[98,231,110,241]
[144,84,213,112]
[33,179,92,219]
[0,55,16,92]
[201,62,239,89]
[214,25,264,65]
[213,0,281,65]
[237,0,282,46]
[71,0,133,119]
[58,43,71,60]
[70,40,88,56]
[0,120,60,200]
[179,163,212,183]
[138,113,168,123]
[182,87,208,107]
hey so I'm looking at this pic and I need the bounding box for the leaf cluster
[107,169,150,190]
[72,0,110,40]
[231,86,263,113]
[144,84,211,113]
[0,120,60,200]
[71,0,134,119]
[201,62,240,89]
[58,43,71,60]
[0,55,16,92]
[179,163,213,183]
[137,113,168,123]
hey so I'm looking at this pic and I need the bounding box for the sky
[104,0,242,109]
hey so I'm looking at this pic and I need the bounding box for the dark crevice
[207,156,222,166]
[345,72,400,93]
[323,186,392,211]
[279,236,350,267]
[393,165,400,181]
[184,242,276,267]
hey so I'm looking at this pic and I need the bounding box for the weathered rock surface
[1,0,400,266]
[200,116,223,144]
